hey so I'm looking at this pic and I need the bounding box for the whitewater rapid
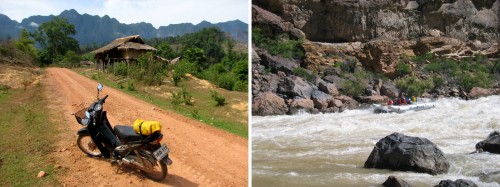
[252,96,500,186]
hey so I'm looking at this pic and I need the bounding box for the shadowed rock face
[365,132,450,175]
[476,131,500,153]
[434,179,478,187]
[254,0,500,43]
[383,176,412,187]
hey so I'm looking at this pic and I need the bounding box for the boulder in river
[475,131,500,154]
[252,92,288,116]
[364,132,449,175]
[382,176,411,187]
[433,179,478,187]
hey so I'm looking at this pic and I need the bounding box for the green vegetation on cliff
[253,27,304,59]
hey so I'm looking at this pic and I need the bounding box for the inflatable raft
[373,98,436,114]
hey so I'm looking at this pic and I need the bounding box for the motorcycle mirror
[97,83,103,92]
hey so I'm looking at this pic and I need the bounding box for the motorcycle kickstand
[115,161,124,174]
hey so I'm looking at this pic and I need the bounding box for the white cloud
[0,0,249,28]
[29,22,39,27]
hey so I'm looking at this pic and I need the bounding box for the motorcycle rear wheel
[77,135,103,157]
[141,160,168,181]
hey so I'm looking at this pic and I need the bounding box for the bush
[411,53,433,63]
[172,71,183,86]
[395,76,433,97]
[293,67,316,82]
[126,80,136,91]
[211,90,226,106]
[181,87,193,105]
[253,27,304,59]
[341,80,364,97]
[425,59,458,75]
[0,84,10,91]
[191,110,200,119]
[395,62,412,77]
[114,62,129,76]
[431,75,444,89]
[459,71,491,92]
[170,91,183,108]
[341,57,359,73]
[171,87,194,106]
[232,81,247,92]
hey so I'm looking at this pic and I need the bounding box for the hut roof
[91,35,156,54]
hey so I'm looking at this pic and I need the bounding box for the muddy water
[252,96,500,186]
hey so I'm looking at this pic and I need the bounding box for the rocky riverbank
[252,0,500,116]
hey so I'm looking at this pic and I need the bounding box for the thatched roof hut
[91,35,156,62]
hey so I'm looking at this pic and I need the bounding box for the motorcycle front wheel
[77,135,103,157]
[141,159,168,181]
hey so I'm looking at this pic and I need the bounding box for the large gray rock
[252,5,305,39]
[277,76,315,99]
[259,51,299,75]
[467,87,493,99]
[318,80,340,96]
[381,82,400,99]
[252,64,280,95]
[311,90,333,111]
[434,179,478,187]
[475,131,500,154]
[364,132,450,175]
[383,176,411,187]
[359,95,388,104]
[288,98,315,114]
[252,92,288,116]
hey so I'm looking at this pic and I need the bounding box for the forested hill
[0,9,248,45]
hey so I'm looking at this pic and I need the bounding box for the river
[252,96,500,186]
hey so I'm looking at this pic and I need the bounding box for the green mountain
[0,9,247,45]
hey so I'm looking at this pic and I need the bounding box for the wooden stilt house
[91,35,156,71]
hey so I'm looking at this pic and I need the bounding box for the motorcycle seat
[114,125,148,143]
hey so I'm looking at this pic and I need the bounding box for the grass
[0,86,59,186]
[79,69,248,138]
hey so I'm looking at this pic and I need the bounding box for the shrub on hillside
[211,90,226,106]
[341,80,365,97]
[395,62,412,77]
[253,27,304,59]
[459,71,491,92]
[396,76,433,97]
[293,67,316,83]
[114,62,128,76]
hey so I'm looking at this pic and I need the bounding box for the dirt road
[43,68,248,186]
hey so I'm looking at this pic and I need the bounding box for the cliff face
[252,1,500,116]
[254,0,500,43]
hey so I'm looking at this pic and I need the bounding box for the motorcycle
[73,83,173,181]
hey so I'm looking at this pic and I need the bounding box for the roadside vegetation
[81,70,248,137]
[0,83,59,186]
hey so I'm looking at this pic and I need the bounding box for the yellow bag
[133,119,162,135]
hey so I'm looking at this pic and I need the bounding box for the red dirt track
[43,67,248,186]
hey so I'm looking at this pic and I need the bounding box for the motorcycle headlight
[93,103,102,111]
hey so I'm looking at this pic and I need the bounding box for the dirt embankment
[43,67,248,186]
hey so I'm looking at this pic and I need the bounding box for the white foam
[253,95,500,186]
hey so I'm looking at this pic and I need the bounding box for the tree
[32,17,79,64]
[183,47,207,71]
[15,29,37,57]
[156,42,178,59]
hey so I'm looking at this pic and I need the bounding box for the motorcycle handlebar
[99,95,109,104]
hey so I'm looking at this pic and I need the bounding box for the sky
[0,0,249,28]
